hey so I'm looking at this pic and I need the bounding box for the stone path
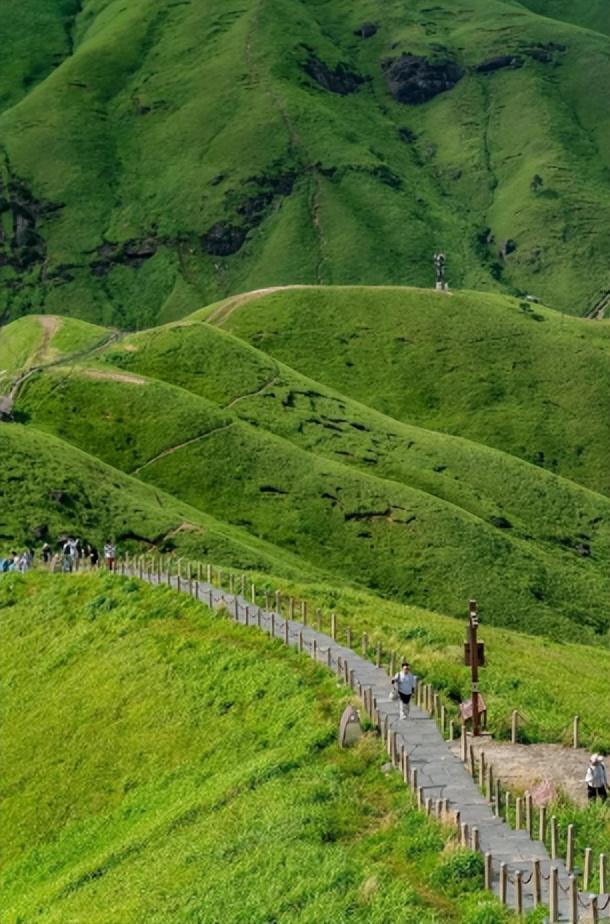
[128,565,608,922]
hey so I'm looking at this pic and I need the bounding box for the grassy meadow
[11,288,610,644]
[0,572,518,924]
[0,1,608,325]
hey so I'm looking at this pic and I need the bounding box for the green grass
[0,424,317,579]
[0,0,608,325]
[213,286,610,495]
[0,572,515,924]
[234,569,610,752]
[0,314,109,390]
[13,290,610,644]
[16,358,610,644]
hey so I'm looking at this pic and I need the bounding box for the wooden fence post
[460,723,467,763]
[470,827,480,852]
[550,815,558,859]
[566,823,574,872]
[573,715,579,749]
[568,875,577,924]
[469,745,476,779]
[515,796,522,830]
[478,750,485,786]
[549,866,558,923]
[532,859,541,906]
[448,719,455,742]
[590,897,599,924]
[600,853,607,893]
[375,642,381,667]
[526,791,533,838]
[499,863,507,906]
[493,778,500,817]
[251,582,256,603]
[331,613,337,640]
[514,870,523,916]
[511,709,518,744]
[538,804,546,842]
[484,852,492,891]
[583,847,592,892]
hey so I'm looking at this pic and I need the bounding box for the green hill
[0,424,314,578]
[11,290,610,643]
[211,286,610,495]
[1,572,504,924]
[0,0,608,327]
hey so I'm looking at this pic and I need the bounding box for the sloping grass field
[10,287,610,645]
[0,572,514,924]
[0,0,608,325]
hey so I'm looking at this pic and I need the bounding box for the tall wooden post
[549,866,558,923]
[468,600,480,737]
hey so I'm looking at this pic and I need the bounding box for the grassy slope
[16,352,610,643]
[0,424,315,578]
[1,572,509,924]
[214,286,610,495]
[517,0,610,36]
[0,0,608,325]
[242,570,610,751]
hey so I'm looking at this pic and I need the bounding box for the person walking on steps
[586,754,607,802]
[392,662,417,720]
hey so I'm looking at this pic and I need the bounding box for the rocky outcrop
[382,54,464,104]
[0,174,62,272]
[475,55,523,73]
[90,238,158,276]
[201,223,247,257]
[304,56,365,94]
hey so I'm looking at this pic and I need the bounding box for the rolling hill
[2,571,504,924]
[0,0,608,328]
[6,286,610,643]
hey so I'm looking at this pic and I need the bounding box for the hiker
[89,544,99,569]
[103,541,116,571]
[61,541,73,573]
[585,754,607,802]
[391,662,417,720]
[41,542,51,564]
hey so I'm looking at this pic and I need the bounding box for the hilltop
[0,0,608,328]
[5,286,610,644]
[1,571,506,924]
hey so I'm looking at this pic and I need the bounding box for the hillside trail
[1,323,121,413]
[206,283,436,327]
[117,561,608,921]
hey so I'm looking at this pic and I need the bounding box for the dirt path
[452,736,593,806]
[78,368,147,385]
[206,285,316,326]
[132,423,235,475]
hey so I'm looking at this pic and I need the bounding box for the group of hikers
[0,537,117,574]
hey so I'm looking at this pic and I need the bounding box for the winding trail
[122,562,609,922]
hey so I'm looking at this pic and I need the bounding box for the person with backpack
[391,662,417,719]
[585,754,608,802]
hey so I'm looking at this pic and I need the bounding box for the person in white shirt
[585,754,607,802]
[391,662,417,720]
